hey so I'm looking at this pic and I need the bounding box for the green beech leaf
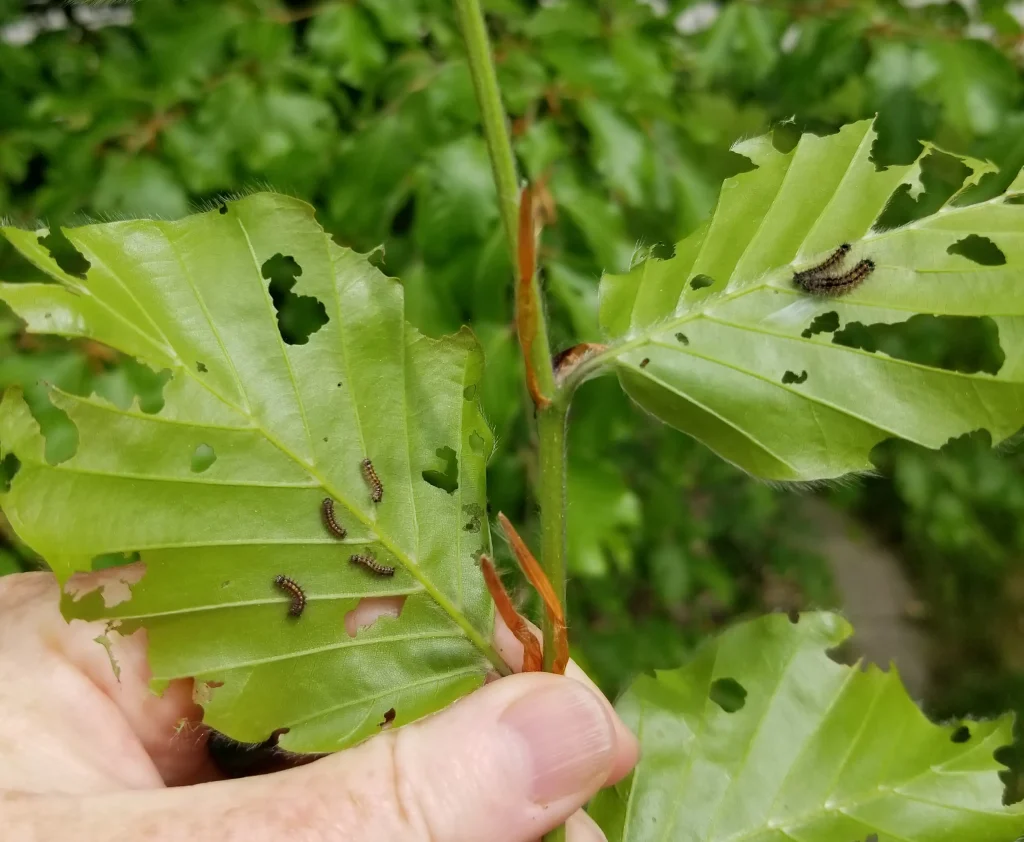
[0,193,498,752]
[567,457,640,577]
[599,119,1024,481]
[589,611,1024,842]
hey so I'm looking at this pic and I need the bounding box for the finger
[0,570,215,789]
[7,672,622,842]
[493,614,639,786]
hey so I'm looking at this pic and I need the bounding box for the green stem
[453,0,520,255]
[454,4,566,840]
[537,402,568,672]
[452,0,555,396]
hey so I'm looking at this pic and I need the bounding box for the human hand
[0,570,638,841]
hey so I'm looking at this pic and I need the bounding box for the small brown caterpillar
[321,498,346,539]
[798,259,875,296]
[350,553,395,577]
[274,575,306,617]
[361,458,383,503]
[793,243,851,287]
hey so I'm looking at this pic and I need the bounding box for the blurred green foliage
[2,0,1024,745]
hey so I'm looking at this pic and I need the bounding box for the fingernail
[501,680,615,804]
[568,810,610,842]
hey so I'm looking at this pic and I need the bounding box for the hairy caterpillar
[350,553,395,577]
[793,243,851,287]
[321,498,346,539]
[797,259,875,296]
[361,458,383,503]
[274,575,307,617]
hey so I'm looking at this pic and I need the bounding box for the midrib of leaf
[30,218,505,674]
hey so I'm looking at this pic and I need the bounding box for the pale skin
[0,570,639,842]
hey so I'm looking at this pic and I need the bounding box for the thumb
[11,673,628,842]
[343,672,624,841]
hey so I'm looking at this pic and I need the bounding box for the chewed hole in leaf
[709,677,747,713]
[650,242,674,260]
[191,443,217,473]
[102,358,171,414]
[380,708,396,729]
[65,563,144,608]
[463,384,477,400]
[196,361,208,373]
[469,432,486,453]
[218,203,228,215]
[261,253,329,346]
[874,430,1000,477]
[833,314,1004,375]
[0,452,20,492]
[951,724,972,743]
[787,608,800,624]
[91,551,141,571]
[422,446,459,494]
[782,370,808,385]
[876,149,973,229]
[344,596,406,638]
[194,681,225,706]
[690,274,715,290]
[946,234,1006,266]
[38,228,90,278]
[463,503,484,533]
[802,311,840,339]
[22,385,78,465]
[771,121,803,154]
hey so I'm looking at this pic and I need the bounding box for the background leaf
[0,193,497,753]
[590,611,1024,841]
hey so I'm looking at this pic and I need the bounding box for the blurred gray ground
[801,498,932,699]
